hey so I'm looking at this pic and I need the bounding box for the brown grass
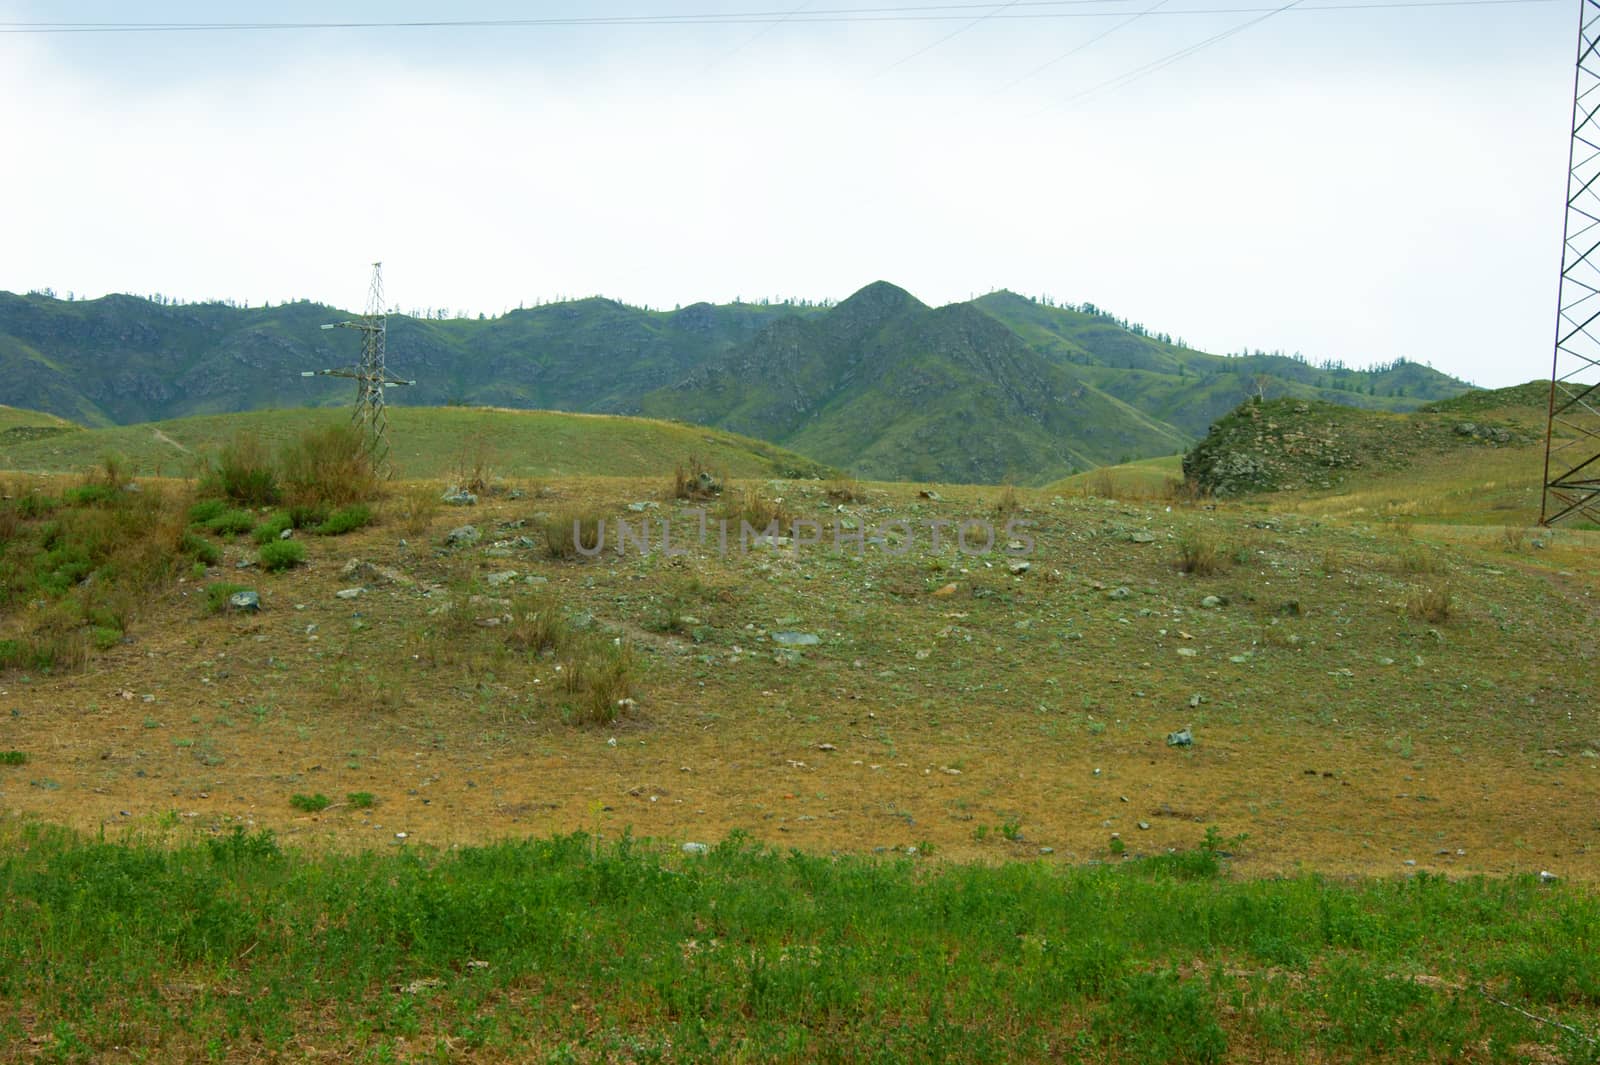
[1176,530,1228,576]
[1407,584,1453,623]
[672,456,723,501]
[542,510,607,560]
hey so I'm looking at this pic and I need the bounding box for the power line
[0,0,1558,34]
[872,0,1026,78]
[1040,0,1309,112]
[991,0,1171,96]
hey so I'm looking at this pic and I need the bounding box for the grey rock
[279,528,293,540]
[441,487,478,506]
[235,559,256,570]
[484,571,519,587]
[1129,531,1156,544]
[507,488,526,500]
[1008,560,1031,575]
[771,631,820,647]
[919,489,942,501]
[1137,821,1151,831]
[446,525,480,547]
[335,588,364,600]
[1201,595,1224,609]
[1539,870,1559,884]
[1166,728,1194,747]
[1106,586,1132,601]
[228,590,261,613]
[682,842,709,855]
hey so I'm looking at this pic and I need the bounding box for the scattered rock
[335,588,364,600]
[626,501,659,513]
[771,631,820,647]
[682,842,709,855]
[1539,870,1559,884]
[279,528,293,541]
[227,590,260,613]
[1201,595,1224,609]
[484,571,519,587]
[1137,821,1151,831]
[1008,560,1030,576]
[932,582,959,597]
[1106,586,1131,601]
[816,742,837,752]
[1166,728,1193,747]
[919,490,943,501]
[1128,531,1156,544]
[446,525,481,548]
[441,487,478,506]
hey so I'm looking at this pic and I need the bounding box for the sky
[0,0,1578,386]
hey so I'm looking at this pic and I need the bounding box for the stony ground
[1,474,1597,879]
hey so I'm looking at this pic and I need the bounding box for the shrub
[315,503,373,536]
[252,513,292,544]
[1406,585,1452,624]
[188,499,229,525]
[400,486,440,537]
[203,509,257,537]
[560,637,637,726]
[0,751,27,766]
[288,503,331,530]
[994,483,1020,517]
[1176,530,1227,576]
[542,511,606,560]
[258,540,305,573]
[179,530,222,566]
[289,793,330,813]
[205,583,252,615]
[347,792,376,809]
[203,431,280,506]
[279,424,378,507]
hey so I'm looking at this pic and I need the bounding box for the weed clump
[1406,585,1452,624]
[560,638,637,726]
[314,503,373,536]
[542,510,606,560]
[720,487,792,538]
[205,583,253,614]
[1176,530,1228,576]
[289,793,330,813]
[279,424,379,508]
[672,456,722,501]
[825,478,868,504]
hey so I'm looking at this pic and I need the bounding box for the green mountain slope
[0,292,807,426]
[973,291,1468,437]
[0,284,1473,485]
[638,282,1190,484]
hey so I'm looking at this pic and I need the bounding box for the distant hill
[0,284,1472,484]
[0,406,831,481]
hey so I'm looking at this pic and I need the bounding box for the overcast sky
[0,1,1576,385]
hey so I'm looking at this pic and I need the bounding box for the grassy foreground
[3,822,1598,1064]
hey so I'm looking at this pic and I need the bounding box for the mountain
[971,291,1467,437]
[0,284,1472,484]
[637,282,1189,484]
[0,291,808,426]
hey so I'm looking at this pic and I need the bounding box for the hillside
[973,291,1467,437]
[638,282,1189,484]
[0,285,1472,484]
[1181,381,1554,522]
[0,405,830,481]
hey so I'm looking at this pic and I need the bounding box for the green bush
[203,509,257,537]
[179,530,221,566]
[315,503,373,536]
[559,637,637,726]
[0,751,27,766]
[202,431,280,506]
[252,513,293,545]
[289,793,330,813]
[258,540,305,573]
[205,583,252,615]
[288,503,331,530]
[347,792,376,809]
[188,499,229,525]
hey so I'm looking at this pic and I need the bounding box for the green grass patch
[289,793,331,813]
[204,583,252,615]
[346,791,376,809]
[252,512,293,544]
[0,751,27,766]
[0,823,1595,1061]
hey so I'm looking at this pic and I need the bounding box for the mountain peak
[837,281,924,315]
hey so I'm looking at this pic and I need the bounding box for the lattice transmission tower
[301,262,415,476]
[1543,0,1600,526]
